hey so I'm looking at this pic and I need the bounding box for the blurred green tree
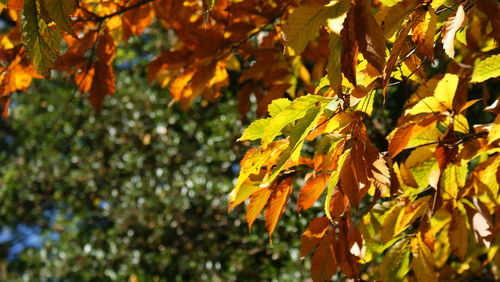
[0,68,313,280]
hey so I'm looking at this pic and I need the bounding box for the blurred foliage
[0,69,314,280]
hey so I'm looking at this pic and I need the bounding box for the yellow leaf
[261,95,325,147]
[453,114,469,134]
[439,164,467,199]
[283,0,350,56]
[411,235,438,282]
[449,203,468,260]
[327,32,343,94]
[471,54,500,83]
[228,183,260,211]
[239,118,270,141]
[434,73,459,108]
[268,98,291,117]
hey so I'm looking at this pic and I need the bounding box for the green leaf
[261,95,327,147]
[327,32,343,93]
[471,54,500,83]
[42,0,77,37]
[380,238,411,282]
[21,0,61,77]
[239,118,270,141]
[268,98,291,117]
[283,0,350,56]
[268,102,328,183]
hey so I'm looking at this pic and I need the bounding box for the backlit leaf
[43,0,77,37]
[246,187,272,229]
[283,0,350,56]
[265,177,293,237]
[449,204,468,260]
[261,95,326,147]
[380,238,411,282]
[412,7,437,60]
[298,174,329,212]
[471,54,500,83]
[21,0,62,77]
[441,5,466,58]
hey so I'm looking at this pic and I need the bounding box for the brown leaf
[89,62,115,110]
[329,188,348,219]
[339,155,360,207]
[441,5,466,58]
[311,232,337,282]
[383,17,415,96]
[265,177,293,237]
[301,216,331,258]
[389,123,416,158]
[474,0,500,42]
[340,7,358,86]
[354,0,386,74]
[298,173,329,212]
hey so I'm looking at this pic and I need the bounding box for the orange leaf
[246,187,272,230]
[122,0,154,40]
[329,188,348,219]
[412,7,437,60]
[265,177,293,237]
[301,217,331,258]
[311,233,337,282]
[297,174,329,212]
[97,29,117,64]
[389,123,416,158]
[89,62,115,110]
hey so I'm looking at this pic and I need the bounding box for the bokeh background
[0,23,314,280]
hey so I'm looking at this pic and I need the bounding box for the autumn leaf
[449,203,468,261]
[42,0,77,37]
[376,0,420,39]
[265,177,293,237]
[411,234,438,282]
[380,238,411,281]
[21,0,62,77]
[353,0,386,74]
[301,217,338,282]
[441,5,466,59]
[246,187,272,229]
[282,0,350,56]
[412,7,437,60]
[301,217,331,258]
[297,173,329,212]
[471,54,500,83]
